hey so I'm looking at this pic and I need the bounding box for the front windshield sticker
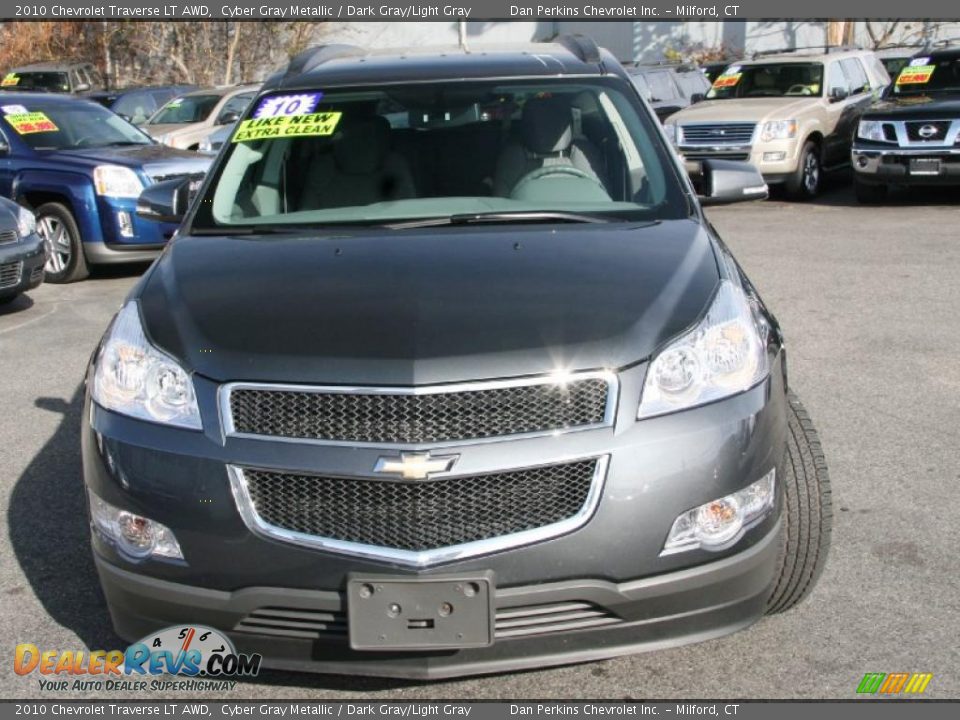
[897,65,935,85]
[1,73,19,87]
[712,72,742,89]
[909,57,931,67]
[253,93,322,119]
[5,112,58,134]
[1,104,28,115]
[231,111,342,143]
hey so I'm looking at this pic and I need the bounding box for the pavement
[1,181,958,699]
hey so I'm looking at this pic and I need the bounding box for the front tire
[766,391,832,614]
[35,202,89,284]
[854,178,888,204]
[785,141,822,200]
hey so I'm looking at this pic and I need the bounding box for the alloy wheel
[803,151,820,194]
[38,215,72,274]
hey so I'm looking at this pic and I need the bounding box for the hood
[137,221,720,386]
[54,145,211,179]
[672,97,817,123]
[862,93,960,120]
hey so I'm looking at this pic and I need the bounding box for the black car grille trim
[227,456,609,567]
[0,261,22,289]
[905,120,952,143]
[0,230,17,246]
[683,151,750,162]
[221,372,617,447]
[680,122,756,146]
[233,601,622,641]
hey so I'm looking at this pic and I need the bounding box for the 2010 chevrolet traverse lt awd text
[82,38,832,679]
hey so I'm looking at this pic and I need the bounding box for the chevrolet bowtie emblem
[374,452,458,480]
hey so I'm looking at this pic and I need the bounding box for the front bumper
[0,233,45,298]
[82,357,788,678]
[852,146,960,185]
[681,139,801,182]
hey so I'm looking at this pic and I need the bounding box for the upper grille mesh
[239,459,599,552]
[227,377,611,444]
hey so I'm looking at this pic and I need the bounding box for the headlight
[93,165,144,199]
[663,121,682,147]
[16,206,36,237]
[759,119,798,142]
[857,120,887,142]
[638,280,769,419]
[92,302,201,429]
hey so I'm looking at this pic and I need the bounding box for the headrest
[521,97,573,155]
[333,116,391,174]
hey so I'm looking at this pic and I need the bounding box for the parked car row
[658,43,960,202]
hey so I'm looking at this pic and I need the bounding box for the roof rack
[282,44,366,79]
[558,34,601,64]
[751,44,861,59]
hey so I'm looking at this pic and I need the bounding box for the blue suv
[0,93,210,282]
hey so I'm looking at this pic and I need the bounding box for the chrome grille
[0,261,22,289]
[230,457,607,565]
[681,122,756,145]
[234,601,621,641]
[0,230,17,246]
[224,373,614,445]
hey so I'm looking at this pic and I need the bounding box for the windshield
[893,56,960,94]
[707,63,824,99]
[192,78,689,230]
[2,101,153,150]
[147,94,220,124]
[3,72,70,93]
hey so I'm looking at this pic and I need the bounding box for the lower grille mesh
[234,601,622,641]
[239,459,599,552]
[0,261,22,289]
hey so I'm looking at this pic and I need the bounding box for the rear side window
[644,72,680,101]
[675,71,711,98]
[113,92,157,125]
[840,58,869,95]
[216,93,255,124]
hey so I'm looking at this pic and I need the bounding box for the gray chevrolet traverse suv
[82,37,831,679]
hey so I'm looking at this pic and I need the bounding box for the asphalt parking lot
[1,180,958,700]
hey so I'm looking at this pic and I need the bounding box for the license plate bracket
[347,572,494,651]
[909,158,942,175]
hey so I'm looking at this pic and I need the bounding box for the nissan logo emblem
[918,124,939,139]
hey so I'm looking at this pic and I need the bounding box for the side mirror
[137,177,192,224]
[690,93,706,104]
[697,159,768,206]
[829,86,849,102]
[74,82,91,93]
[218,111,241,125]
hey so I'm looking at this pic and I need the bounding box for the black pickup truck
[852,47,960,202]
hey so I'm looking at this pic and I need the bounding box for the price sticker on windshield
[713,72,742,89]
[897,65,935,85]
[5,112,58,134]
[253,93,322,119]
[231,111,342,143]
[1,73,19,87]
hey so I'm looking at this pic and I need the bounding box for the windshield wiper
[386,211,613,230]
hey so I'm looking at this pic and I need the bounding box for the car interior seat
[297,115,416,210]
[493,96,606,198]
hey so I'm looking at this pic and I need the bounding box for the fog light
[117,211,134,238]
[763,152,786,162]
[662,469,775,556]
[856,156,869,169]
[88,490,183,560]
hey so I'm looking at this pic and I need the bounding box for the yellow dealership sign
[231,112,342,143]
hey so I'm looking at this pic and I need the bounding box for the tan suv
[665,48,890,198]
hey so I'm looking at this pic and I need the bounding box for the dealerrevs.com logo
[856,672,934,696]
[16,625,261,692]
